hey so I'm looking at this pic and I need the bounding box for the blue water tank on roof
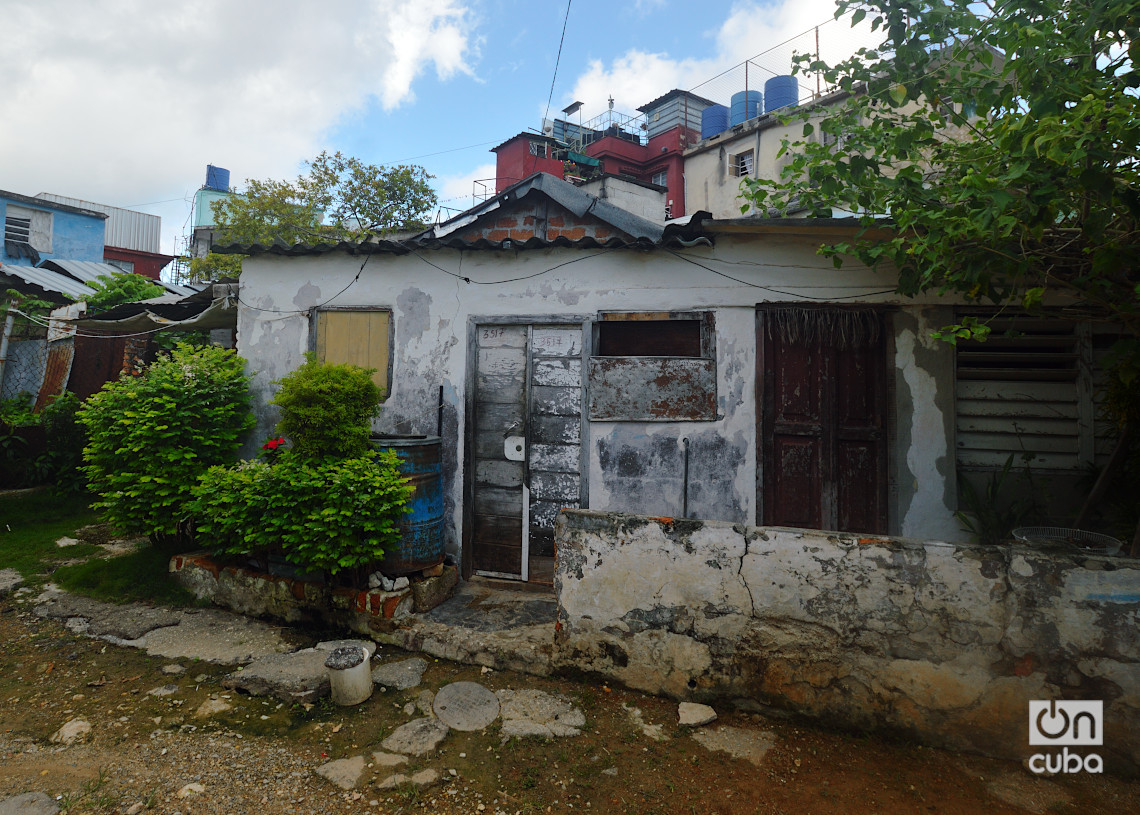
[700,105,729,139]
[764,75,799,113]
[205,165,230,192]
[730,91,763,126]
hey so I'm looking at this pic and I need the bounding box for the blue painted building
[1,189,106,267]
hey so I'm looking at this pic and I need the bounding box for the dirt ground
[0,596,1137,815]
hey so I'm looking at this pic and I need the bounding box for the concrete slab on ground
[373,578,555,677]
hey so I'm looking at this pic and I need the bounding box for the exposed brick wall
[454,201,628,244]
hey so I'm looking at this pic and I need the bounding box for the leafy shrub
[39,393,87,492]
[78,344,254,539]
[190,450,412,575]
[270,353,381,460]
[84,271,166,313]
[0,392,85,491]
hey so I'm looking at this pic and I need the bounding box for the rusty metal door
[470,323,582,581]
[759,307,887,534]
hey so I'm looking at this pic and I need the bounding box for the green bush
[190,450,412,575]
[78,344,254,539]
[0,392,86,491]
[270,353,380,460]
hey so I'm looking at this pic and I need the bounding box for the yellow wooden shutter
[315,310,391,395]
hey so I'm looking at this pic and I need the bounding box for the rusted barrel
[369,434,444,575]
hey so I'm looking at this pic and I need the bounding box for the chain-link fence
[0,317,49,404]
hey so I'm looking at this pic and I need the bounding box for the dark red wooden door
[760,308,887,534]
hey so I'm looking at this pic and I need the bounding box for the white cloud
[563,0,880,118]
[435,161,498,216]
[0,0,477,254]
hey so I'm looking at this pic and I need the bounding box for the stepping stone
[35,589,182,641]
[434,682,500,732]
[496,689,585,737]
[221,648,330,704]
[376,769,441,790]
[678,702,717,727]
[315,756,367,790]
[371,751,408,768]
[0,792,59,815]
[139,608,291,664]
[381,718,449,755]
[49,718,91,745]
[194,698,232,718]
[372,657,428,690]
[691,726,776,767]
[0,569,24,598]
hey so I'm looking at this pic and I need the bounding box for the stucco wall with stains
[236,232,963,562]
[554,510,1140,771]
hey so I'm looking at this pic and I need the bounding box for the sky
[0,0,875,269]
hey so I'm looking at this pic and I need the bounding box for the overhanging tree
[211,150,437,246]
[741,0,1138,343]
[740,0,1139,547]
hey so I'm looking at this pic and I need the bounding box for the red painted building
[491,90,714,220]
[102,245,173,281]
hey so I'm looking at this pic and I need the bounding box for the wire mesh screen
[689,17,886,111]
[1,338,50,403]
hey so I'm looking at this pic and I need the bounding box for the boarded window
[588,312,715,421]
[313,309,392,396]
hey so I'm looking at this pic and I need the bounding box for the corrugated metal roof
[35,259,192,297]
[0,189,107,220]
[0,263,96,300]
[636,88,717,114]
[35,194,162,253]
[36,259,121,284]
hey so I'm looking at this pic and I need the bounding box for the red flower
[261,437,286,451]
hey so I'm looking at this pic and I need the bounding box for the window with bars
[729,150,754,177]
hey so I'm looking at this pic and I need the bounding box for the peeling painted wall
[236,234,966,564]
[554,510,1140,771]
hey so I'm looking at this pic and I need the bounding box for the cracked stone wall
[553,510,1140,771]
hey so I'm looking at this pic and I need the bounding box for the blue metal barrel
[369,434,444,575]
[764,75,799,113]
[730,90,762,125]
[701,104,730,139]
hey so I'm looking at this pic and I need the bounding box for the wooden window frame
[308,306,395,400]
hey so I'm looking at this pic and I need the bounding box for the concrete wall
[236,232,962,562]
[685,111,819,218]
[554,510,1140,771]
[1,196,105,265]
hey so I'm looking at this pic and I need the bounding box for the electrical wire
[8,307,187,339]
[529,0,573,178]
[663,249,897,301]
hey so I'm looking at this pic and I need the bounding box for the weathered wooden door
[470,323,583,581]
[759,307,888,534]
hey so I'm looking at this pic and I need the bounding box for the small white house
[230,173,1112,584]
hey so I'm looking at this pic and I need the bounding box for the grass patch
[53,544,201,606]
[0,489,99,579]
